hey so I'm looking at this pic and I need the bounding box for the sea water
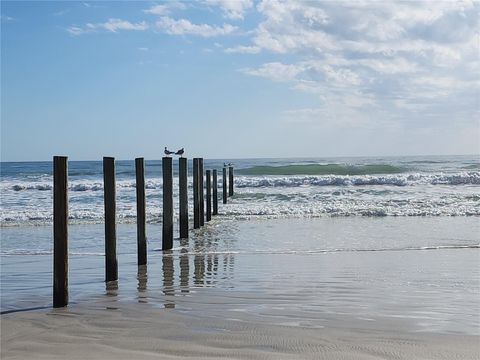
[1,156,479,334]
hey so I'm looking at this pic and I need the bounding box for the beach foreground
[2,216,479,359]
[2,300,479,360]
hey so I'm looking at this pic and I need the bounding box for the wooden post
[223,167,227,204]
[103,157,118,282]
[162,157,173,250]
[199,158,204,226]
[206,170,211,222]
[193,158,200,229]
[229,166,234,197]
[212,170,218,215]
[135,158,147,265]
[179,157,188,238]
[53,156,68,308]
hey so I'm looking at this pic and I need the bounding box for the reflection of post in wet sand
[179,240,189,293]
[137,265,147,303]
[162,252,175,309]
[194,253,205,286]
[222,253,235,287]
[205,254,219,286]
[105,280,118,296]
[105,280,119,310]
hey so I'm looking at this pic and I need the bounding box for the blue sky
[1,1,479,161]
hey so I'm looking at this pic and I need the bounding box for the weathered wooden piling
[229,166,234,197]
[223,167,227,204]
[162,157,173,250]
[179,157,188,239]
[135,158,147,265]
[103,157,118,282]
[206,170,212,222]
[53,156,68,308]
[193,158,200,229]
[199,158,205,226]
[212,169,218,215]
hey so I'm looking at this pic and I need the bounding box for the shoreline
[2,300,479,360]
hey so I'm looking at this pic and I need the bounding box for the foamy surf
[1,156,479,226]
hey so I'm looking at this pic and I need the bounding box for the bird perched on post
[164,147,175,156]
[175,148,184,157]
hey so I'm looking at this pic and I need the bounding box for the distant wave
[7,179,164,192]
[5,172,479,192]
[235,172,480,187]
[237,164,407,176]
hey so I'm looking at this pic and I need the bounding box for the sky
[1,0,479,161]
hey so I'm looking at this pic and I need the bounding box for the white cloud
[225,45,261,54]
[232,0,479,130]
[204,0,253,20]
[68,19,148,35]
[66,26,85,35]
[143,3,186,16]
[156,17,237,37]
[242,62,303,82]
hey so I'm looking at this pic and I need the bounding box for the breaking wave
[237,164,407,175]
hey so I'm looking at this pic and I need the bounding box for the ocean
[1,155,479,334]
[1,155,479,226]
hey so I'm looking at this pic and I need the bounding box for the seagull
[175,148,184,157]
[164,147,175,156]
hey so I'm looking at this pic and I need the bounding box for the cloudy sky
[1,1,479,161]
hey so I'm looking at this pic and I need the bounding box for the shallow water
[1,217,479,335]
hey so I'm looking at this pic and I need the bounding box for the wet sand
[2,300,479,360]
[2,217,479,358]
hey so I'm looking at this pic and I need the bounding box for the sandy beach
[2,217,479,359]
[2,299,479,360]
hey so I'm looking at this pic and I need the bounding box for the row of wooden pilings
[53,156,234,308]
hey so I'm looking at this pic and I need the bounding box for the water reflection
[105,280,119,310]
[126,226,238,308]
[179,239,189,293]
[137,265,147,303]
[105,280,118,296]
[162,251,175,308]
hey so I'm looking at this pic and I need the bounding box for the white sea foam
[1,169,479,226]
[235,172,480,188]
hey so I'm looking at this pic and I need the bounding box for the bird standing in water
[164,147,175,156]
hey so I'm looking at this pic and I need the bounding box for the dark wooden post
[135,158,147,265]
[179,157,188,238]
[162,157,173,250]
[103,157,118,282]
[206,170,211,222]
[53,156,68,308]
[222,167,227,204]
[229,166,234,197]
[199,158,204,226]
[193,158,200,229]
[212,170,218,215]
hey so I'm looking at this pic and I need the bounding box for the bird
[164,147,175,156]
[175,148,184,157]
